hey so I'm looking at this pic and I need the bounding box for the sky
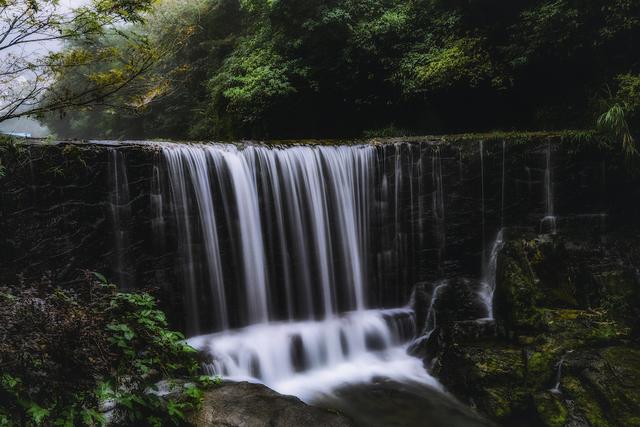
[0,0,88,136]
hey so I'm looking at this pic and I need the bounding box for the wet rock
[429,337,530,422]
[494,239,544,335]
[188,381,354,427]
[315,379,495,427]
[434,278,488,323]
[559,346,640,426]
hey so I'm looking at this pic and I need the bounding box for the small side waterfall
[423,280,449,339]
[501,140,506,227]
[541,144,557,234]
[458,147,464,182]
[150,165,166,253]
[107,149,132,289]
[479,141,487,267]
[478,229,505,319]
[549,351,573,394]
[432,147,446,270]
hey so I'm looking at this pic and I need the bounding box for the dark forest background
[43,0,640,140]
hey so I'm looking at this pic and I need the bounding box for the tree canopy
[39,0,640,140]
[0,0,158,123]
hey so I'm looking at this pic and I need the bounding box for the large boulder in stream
[188,381,354,427]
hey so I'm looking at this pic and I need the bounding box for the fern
[597,103,637,157]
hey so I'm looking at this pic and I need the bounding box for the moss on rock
[533,392,568,427]
[430,231,640,426]
[494,239,544,334]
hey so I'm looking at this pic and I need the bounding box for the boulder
[434,278,488,323]
[188,381,354,427]
[315,379,496,427]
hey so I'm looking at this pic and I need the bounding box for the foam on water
[188,308,440,402]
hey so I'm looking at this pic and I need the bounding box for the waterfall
[479,141,486,267]
[432,147,446,270]
[478,229,505,319]
[423,280,448,339]
[394,142,404,289]
[549,351,573,394]
[458,147,464,182]
[150,165,166,252]
[107,149,132,289]
[162,143,375,330]
[541,144,557,234]
[501,140,506,227]
[153,141,441,401]
[163,146,229,331]
[219,148,269,324]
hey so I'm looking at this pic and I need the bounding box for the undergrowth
[0,272,215,426]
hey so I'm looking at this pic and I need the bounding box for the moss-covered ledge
[5,129,599,147]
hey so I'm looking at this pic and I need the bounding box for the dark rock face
[187,381,354,427]
[424,229,640,426]
[433,278,488,322]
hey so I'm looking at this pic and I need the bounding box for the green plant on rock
[597,103,636,157]
[101,288,209,426]
[597,74,640,158]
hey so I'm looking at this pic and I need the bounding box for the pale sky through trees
[0,0,88,136]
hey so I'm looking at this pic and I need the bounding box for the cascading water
[432,147,446,271]
[501,140,506,227]
[190,308,438,401]
[423,280,449,339]
[541,144,557,234]
[479,141,487,267]
[476,140,505,320]
[156,142,438,402]
[478,229,505,320]
[458,147,464,182]
[164,146,228,331]
[108,149,132,289]
[549,351,573,394]
[150,165,166,252]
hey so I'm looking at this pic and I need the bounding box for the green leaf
[166,400,185,420]
[1,374,19,389]
[27,403,50,425]
[81,408,105,425]
[92,272,109,284]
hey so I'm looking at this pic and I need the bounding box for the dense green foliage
[43,0,640,141]
[0,272,213,426]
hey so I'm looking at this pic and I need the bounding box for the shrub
[0,272,212,426]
